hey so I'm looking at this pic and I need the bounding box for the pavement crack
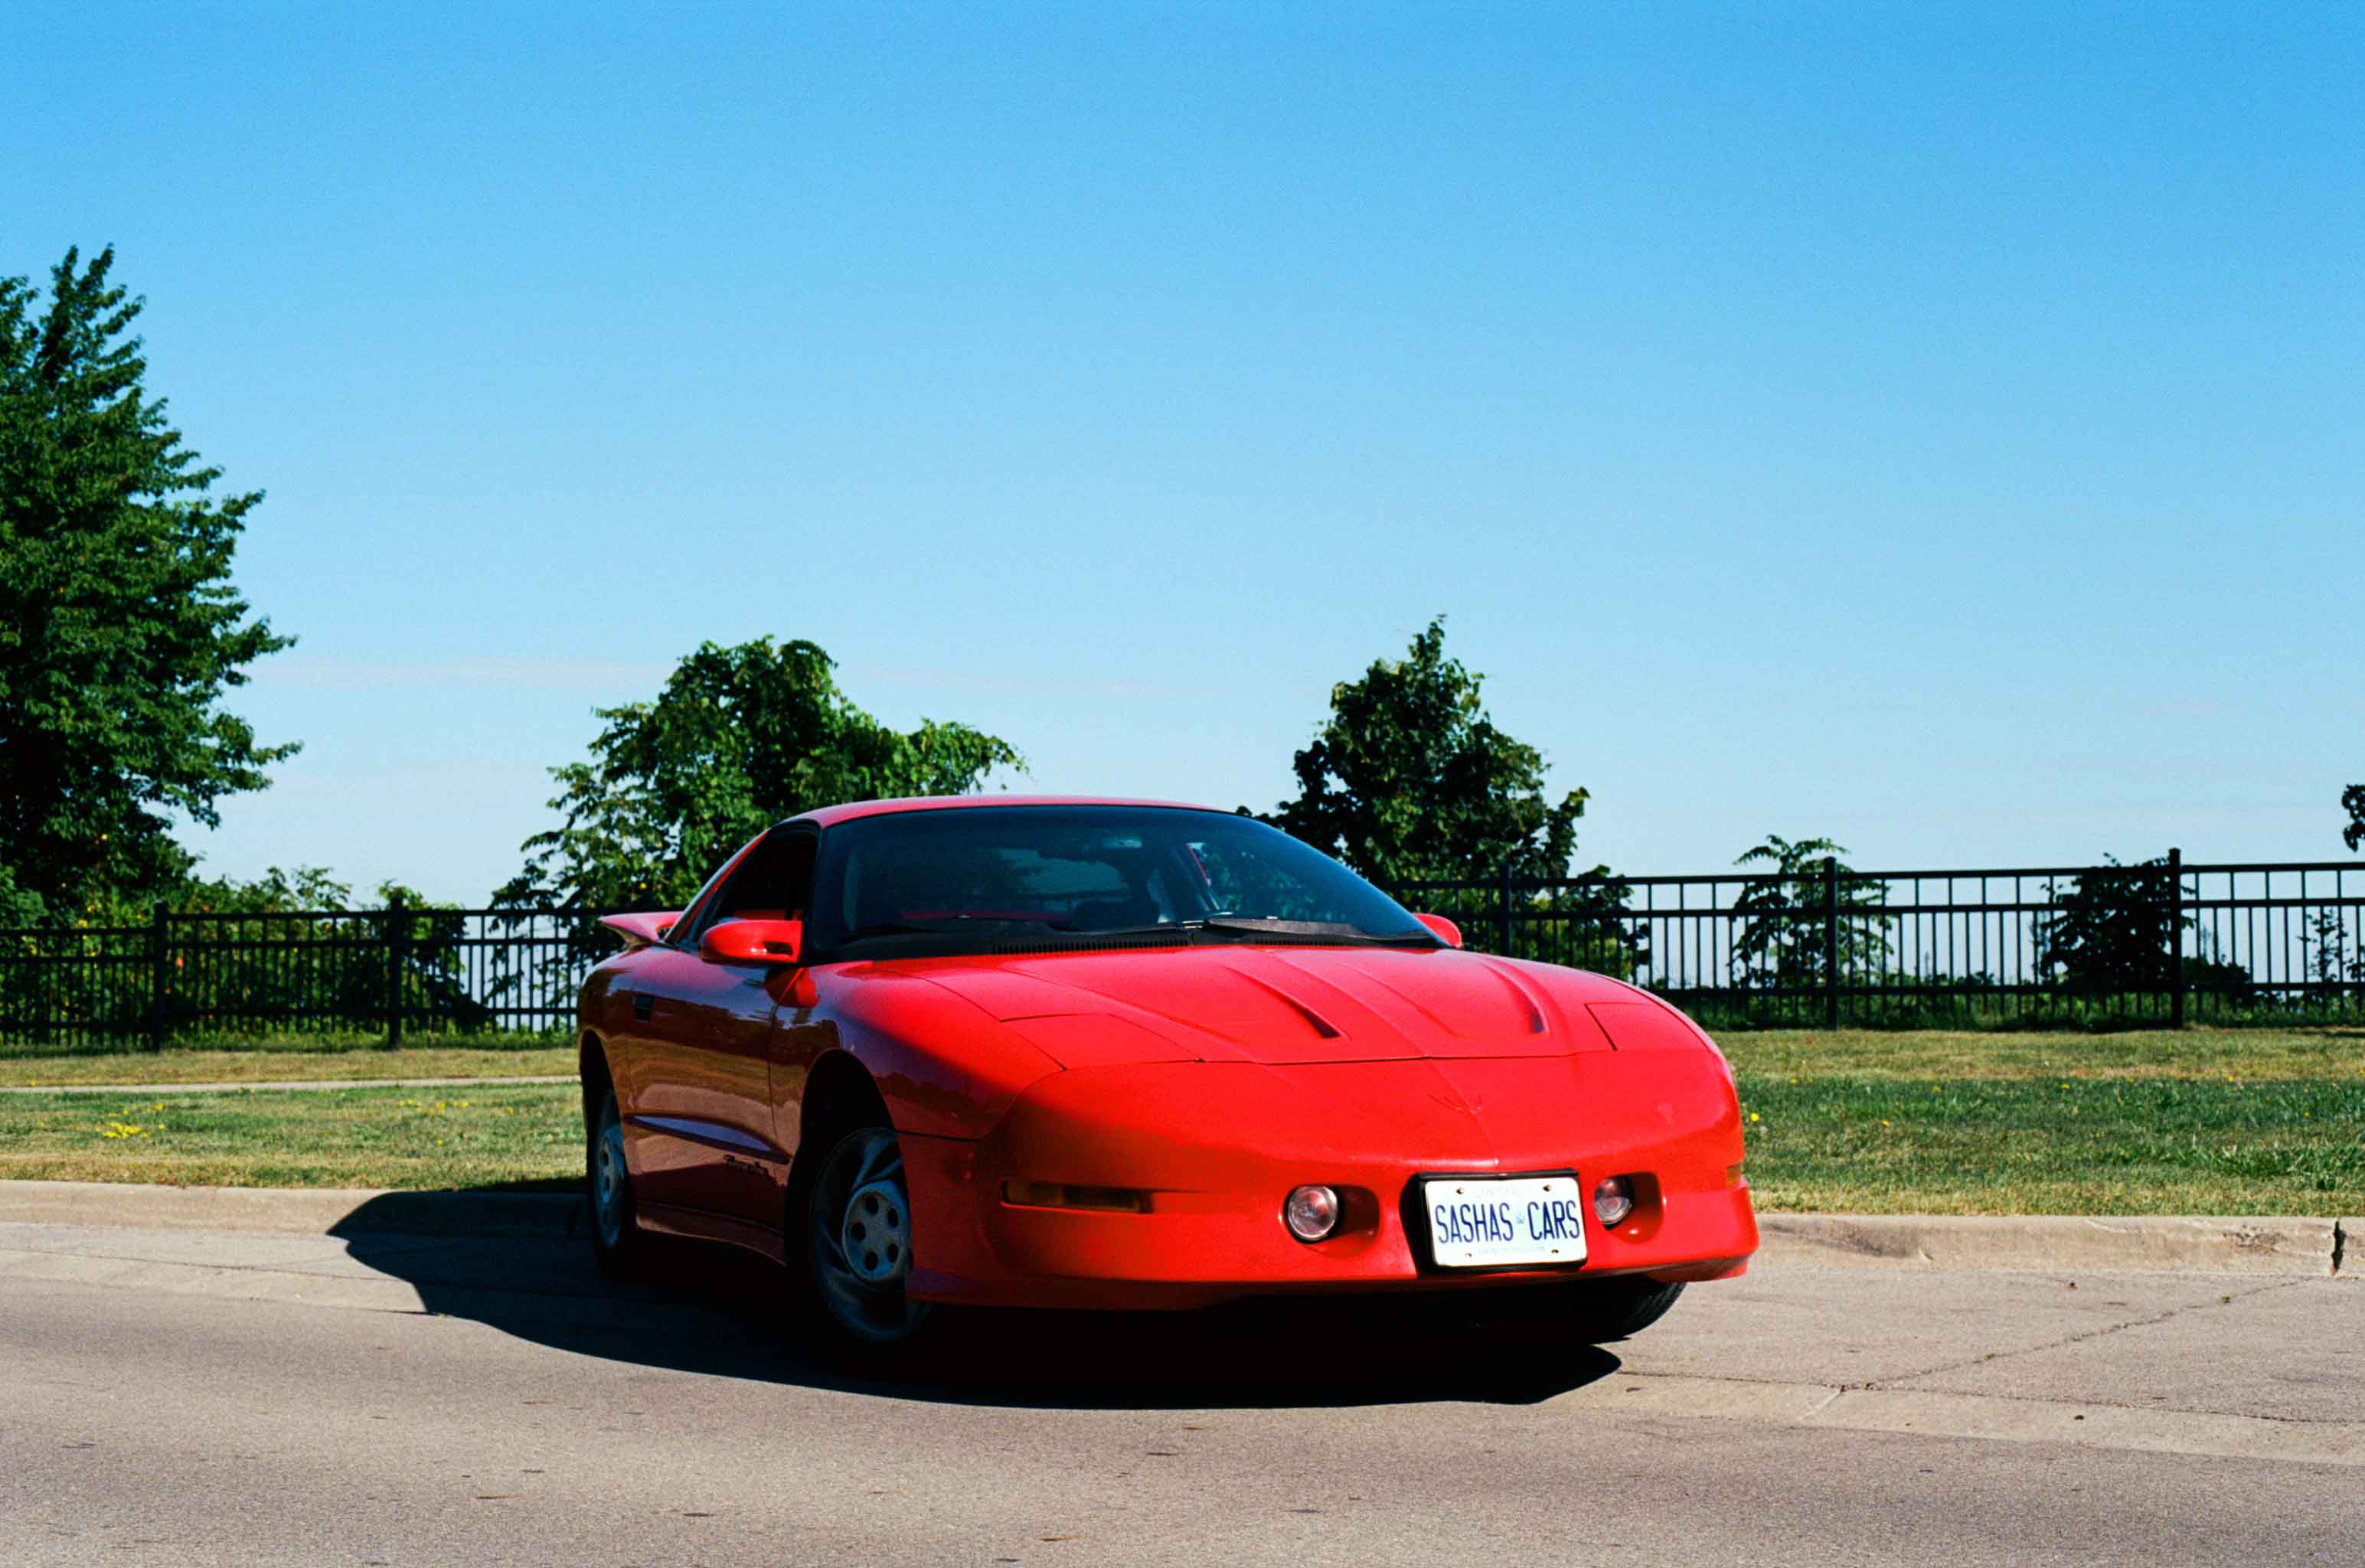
[1837,1383,2365,1427]
[1862,1277,2311,1389]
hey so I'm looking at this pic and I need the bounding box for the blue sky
[8,4,2360,900]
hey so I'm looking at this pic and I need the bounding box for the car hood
[903,943,1629,1067]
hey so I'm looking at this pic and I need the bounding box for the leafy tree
[0,247,295,918]
[2032,855,2184,996]
[1261,618,1635,965]
[2303,907,2363,996]
[1729,835,1890,991]
[2344,784,2364,852]
[1267,618,1599,884]
[499,637,1023,910]
[0,862,44,928]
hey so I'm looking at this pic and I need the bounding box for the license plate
[1422,1174,1589,1269]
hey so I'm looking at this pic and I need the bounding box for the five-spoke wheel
[805,1125,930,1346]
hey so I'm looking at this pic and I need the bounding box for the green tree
[2302,907,2362,997]
[1266,618,1598,884]
[1262,618,1635,969]
[499,637,1023,910]
[0,863,44,928]
[1729,835,1891,991]
[2033,855,2184,997]
[0,247,295,918]
[2344,784,2363,852]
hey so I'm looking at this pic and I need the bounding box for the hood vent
[1230,969,1344,1039]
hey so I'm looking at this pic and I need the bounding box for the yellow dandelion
[1748,1111,1762,1123]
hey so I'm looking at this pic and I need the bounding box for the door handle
[632,992,655,1022]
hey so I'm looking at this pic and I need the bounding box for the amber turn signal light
[1002,1181,1152,1214]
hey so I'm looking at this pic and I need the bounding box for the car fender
[812,962,1066,1141]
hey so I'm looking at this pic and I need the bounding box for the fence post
[148,903,169,1053]
[1821,856,1841,1029]
[385,893,407,1050]
[1498,861,1517,956]
[2166,846,2185,1029]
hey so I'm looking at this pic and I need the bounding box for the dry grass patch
[1720,1027,2365,1081]
[0,1047,577,1088]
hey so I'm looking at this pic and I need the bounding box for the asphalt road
[3,1217,2360,1566]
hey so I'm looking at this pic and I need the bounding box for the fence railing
[0,901,613,1054]
[1386,852,2365,1029]
[5,854,2363,1053]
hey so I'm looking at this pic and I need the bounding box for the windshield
[805,805,1435,959]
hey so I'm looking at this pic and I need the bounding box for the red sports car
[579,796,1756,1349]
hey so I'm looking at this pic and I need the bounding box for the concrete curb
[1755,1212,2353,1278]
[0,1181,2350,1276]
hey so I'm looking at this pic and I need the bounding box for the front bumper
[900,1052,1756,1310]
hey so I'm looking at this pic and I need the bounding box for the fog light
[1592,1175,1636,1228]
[1282,1184,1341,1243]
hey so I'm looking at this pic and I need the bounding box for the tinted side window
[691,832,818,940]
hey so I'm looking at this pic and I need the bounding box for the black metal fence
[1389,852,2365,1030]
[5,855,2363,1054]
[0,901,611,1054]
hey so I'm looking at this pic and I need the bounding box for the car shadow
[328,1189,1624,1410]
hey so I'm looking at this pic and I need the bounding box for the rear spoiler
[598,911,680,949]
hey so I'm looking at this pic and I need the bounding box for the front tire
[802,1125,931,1348]
[1566,1276,1686,1343]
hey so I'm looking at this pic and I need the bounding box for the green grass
[2,1029,2359,1214]
[1737,1073,2365,1215]
[0,1083,583,1190]
[0,1046,577,1088]
[1719,1027,2365,1081]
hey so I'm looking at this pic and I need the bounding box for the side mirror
[700,917,804,966]
[1413,913,1463,948]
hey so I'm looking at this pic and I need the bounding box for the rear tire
[587,1083,656,1280]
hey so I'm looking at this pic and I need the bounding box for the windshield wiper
[1082,917,1436,946]
[1201,916,1437,944]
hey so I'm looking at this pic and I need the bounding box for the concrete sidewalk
[0,1178,2351,1276]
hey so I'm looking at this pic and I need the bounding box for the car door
[623,829,817,1227]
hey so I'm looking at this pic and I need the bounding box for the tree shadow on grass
[329,1188,1623,1412]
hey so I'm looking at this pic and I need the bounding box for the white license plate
[1422,1174,1589,1269]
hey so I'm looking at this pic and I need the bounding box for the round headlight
[1282,1184,1341,1243]
[1592,1175,1636,1229]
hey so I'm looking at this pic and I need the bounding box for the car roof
[782,794,1233,830]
